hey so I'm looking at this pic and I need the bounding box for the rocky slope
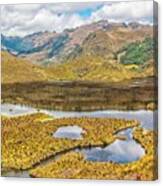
[2,21,154,66]
[1,21,156,84]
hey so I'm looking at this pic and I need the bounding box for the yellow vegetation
[2,113,138,170]
[1,112,157,180]
[1,51,49,83]
[30,128,157,180]
[2,51,155,84]
[124,64,139,70]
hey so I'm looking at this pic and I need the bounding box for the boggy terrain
[30,128,157,181]
[1,113,157,180]
[1,20,158,181]
[2,113,138,170]
[2,77,157,111]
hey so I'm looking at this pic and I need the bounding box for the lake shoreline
[2,125,142,178]
[2,77,157,111]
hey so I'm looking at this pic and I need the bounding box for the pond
[1,103,150,177]
[53,125,85,140]
[1,103,157,130]
[52,128,145,164]
[52,127,145,163]
[76,129,145,163]
[2,127,145,177]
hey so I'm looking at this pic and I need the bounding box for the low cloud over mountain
[1,1,154,36]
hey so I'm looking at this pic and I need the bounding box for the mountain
[1,34,33,55]
[1,21,156,84]
[1,21,153,66]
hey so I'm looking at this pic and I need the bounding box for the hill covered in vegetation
[1,21,156,84]
[1,51,49,83]
[119,37,154,65]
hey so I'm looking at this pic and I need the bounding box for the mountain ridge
[2,20,153,66]
[1,20,156,84]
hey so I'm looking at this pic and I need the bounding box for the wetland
[1,73,158,181]
[1,103,157,180]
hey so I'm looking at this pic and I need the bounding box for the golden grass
[2,51,155,84]
[48,55,138,82]
[2,113,139,170]
[1,51,48,84]
[30,128,157,180]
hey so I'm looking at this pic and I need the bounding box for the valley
[1,19,158,180]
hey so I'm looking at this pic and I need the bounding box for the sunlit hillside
[2,48,156,84]
[1,51,49,83]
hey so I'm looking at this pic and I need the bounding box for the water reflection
[1,103,156,130]
[1,103,37,116]
[53,126,84,140]
[46,110,156,130]
[2,170,29,178]
[77,129,145,163]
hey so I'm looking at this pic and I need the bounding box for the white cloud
[44,2,104,14]
[1,6,87,36]
[1,2,101,36]
[90,1,153,24]
[0,1,154,37]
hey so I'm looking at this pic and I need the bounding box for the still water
[1,103,153,177]
[1,103,157,130]
[76,128,145,163]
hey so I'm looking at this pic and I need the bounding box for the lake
[1,103,156,177]
[1,103,157,130]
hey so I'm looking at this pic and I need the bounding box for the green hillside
[119,38,154,65]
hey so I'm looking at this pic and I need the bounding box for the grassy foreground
[2,113,138,169]
[1,113,157,180]
[30,128,157,180]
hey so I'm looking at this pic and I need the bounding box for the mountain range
[1,20,156,84]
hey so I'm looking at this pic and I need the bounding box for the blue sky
[77,4,103,18]
[1,1,154,36]
[78,8,93,18]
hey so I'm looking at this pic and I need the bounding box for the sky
[1,0,154,37]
